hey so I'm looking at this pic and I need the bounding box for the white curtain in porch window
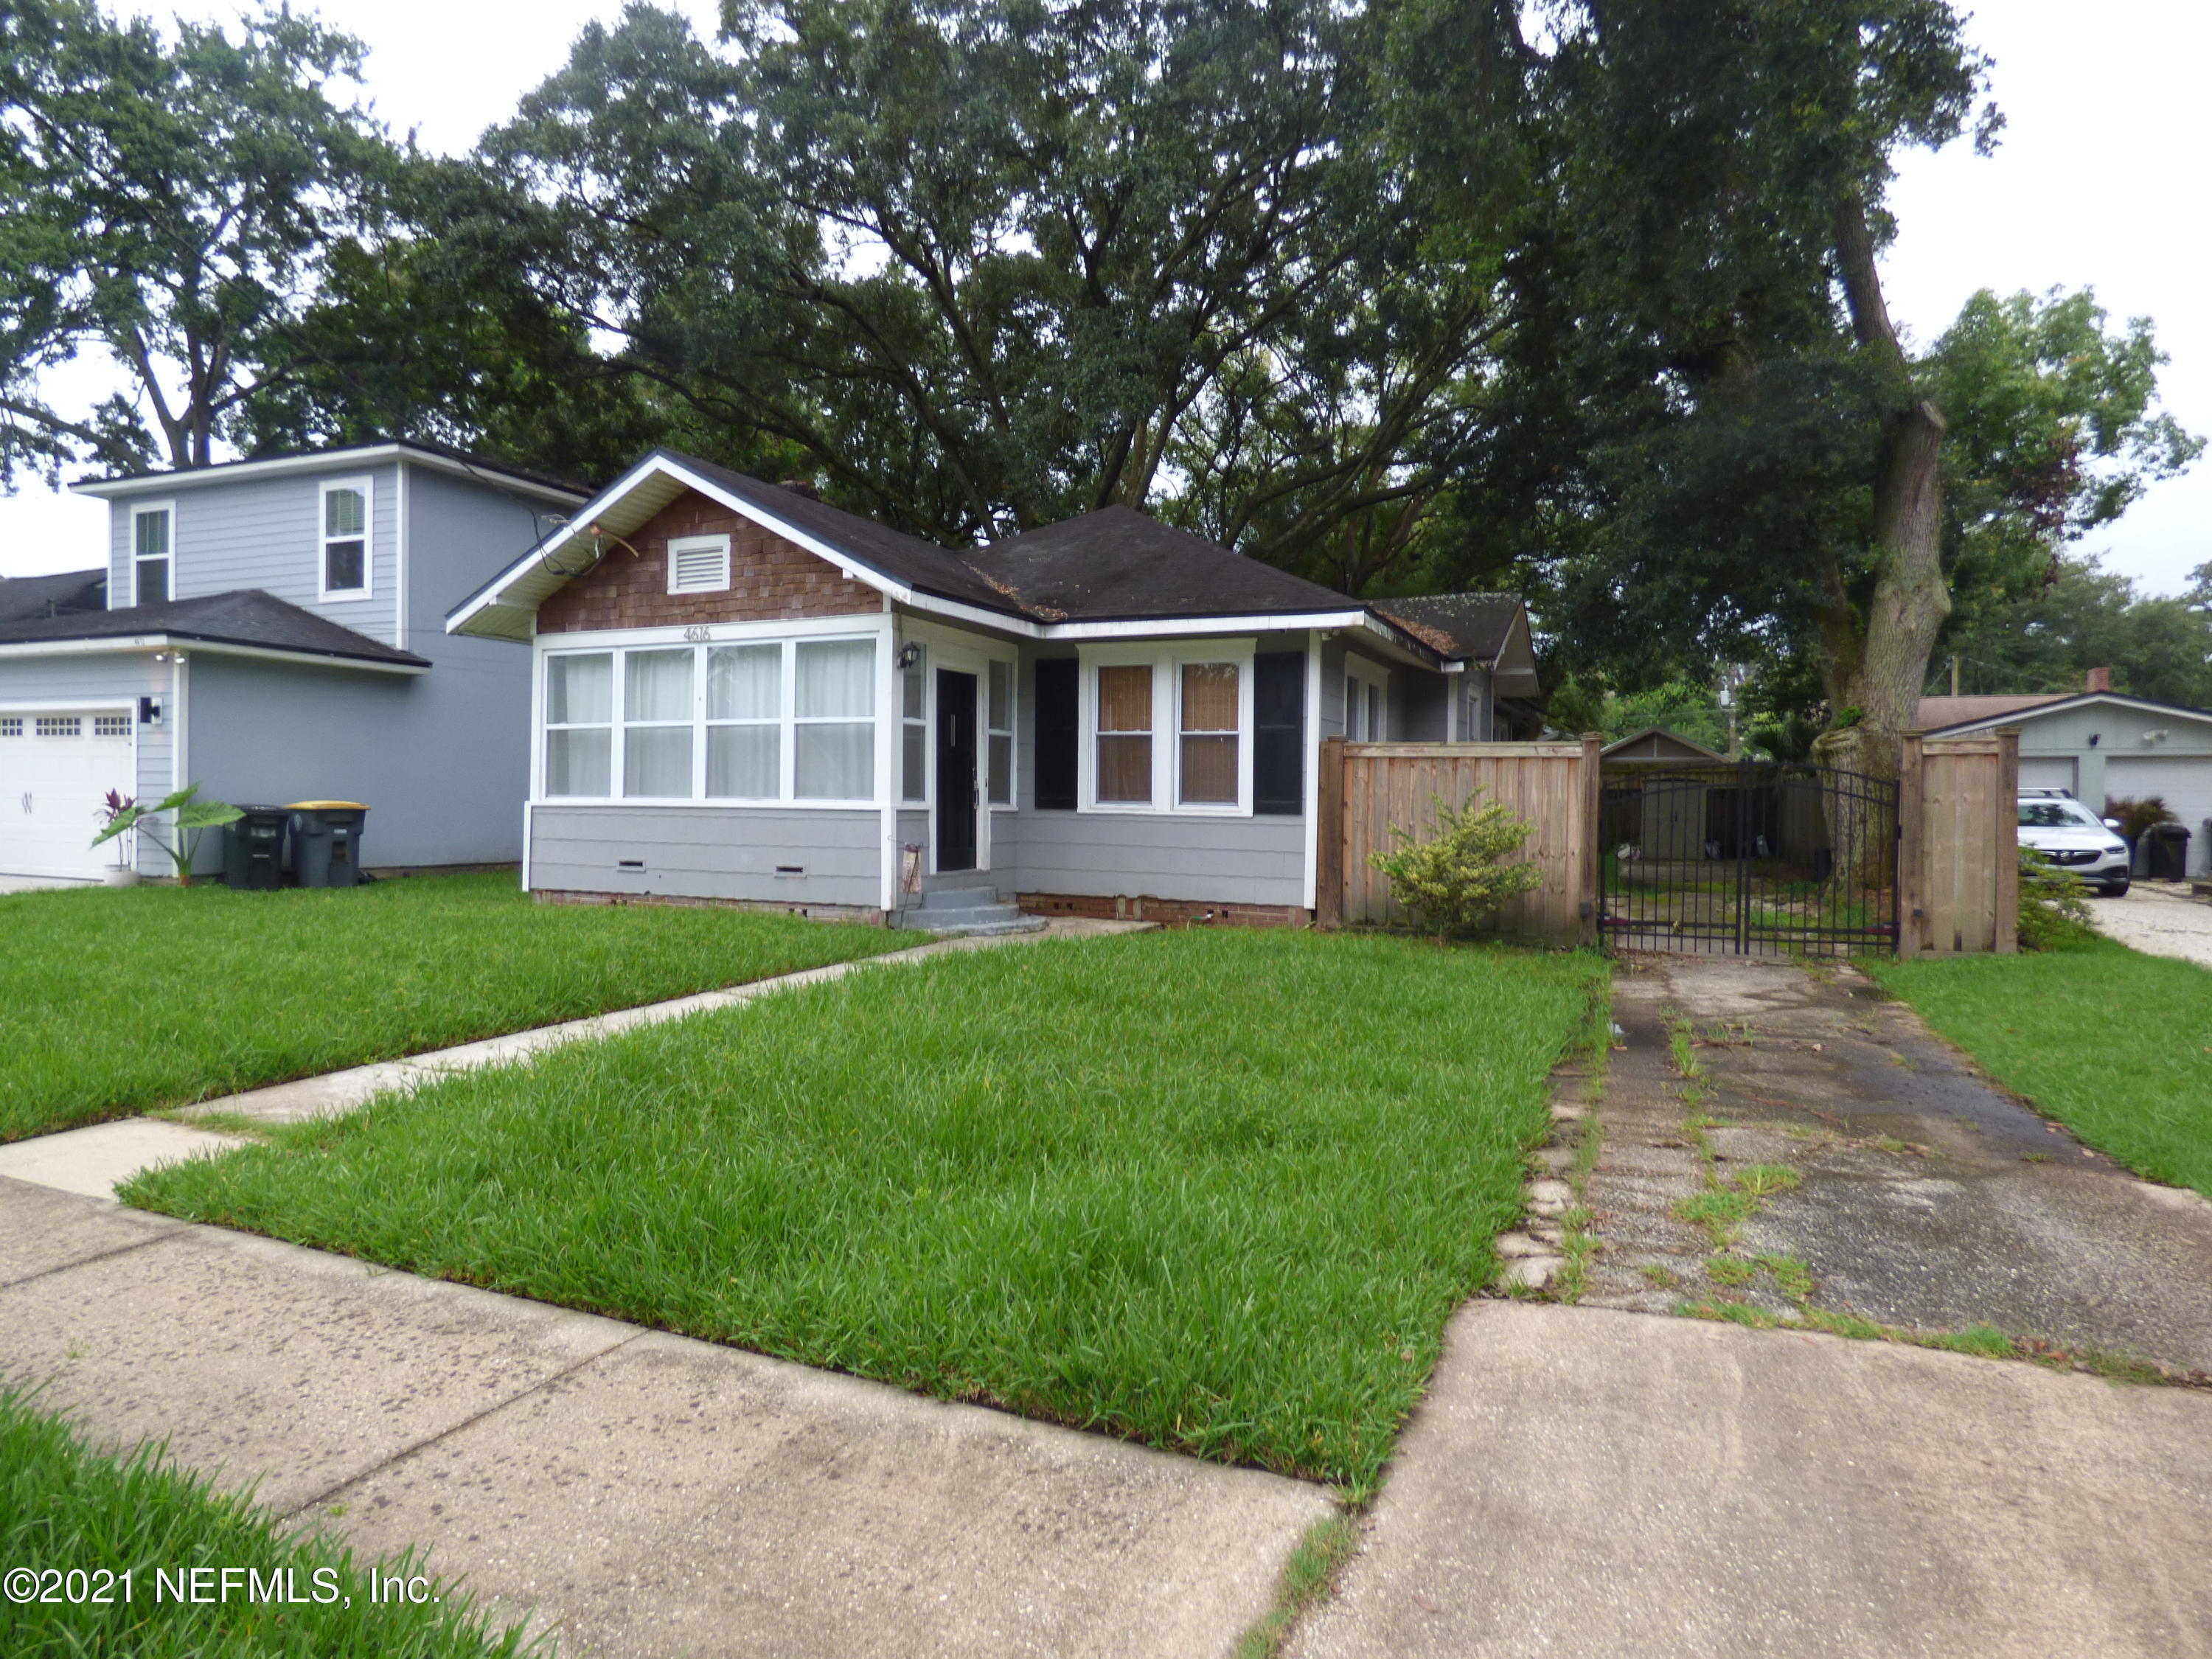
[545,653,612,797]
[624,648,695,798]
[707,644,780,799]
[795,639,874,799]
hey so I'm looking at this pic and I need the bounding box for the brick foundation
[533,889,887,926]
[1017,893,1312,928]
[537,488,883,633]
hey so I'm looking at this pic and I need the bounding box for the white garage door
[0,710,138,880]
[2105,755,2212,877]
[2018,756,2077,795]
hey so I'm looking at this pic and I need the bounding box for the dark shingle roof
[0,568,106,625]
[0,589,429,669]
[1370,594,1524,663]
[966,507,1358,622]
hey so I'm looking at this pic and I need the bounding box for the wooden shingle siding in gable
[536,489,884,633]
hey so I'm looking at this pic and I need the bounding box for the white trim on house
[317,476,375,604]
[1074,638,1257,817]
[128,499,175,608]
[394,459,411,652]
[72,444,587,505]
[1344,655,1388,742]
[1923,692,2212,737]
[0,636,428,675]
[1301,628,1322,911]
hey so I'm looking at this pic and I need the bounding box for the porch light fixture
[897,642,925,670]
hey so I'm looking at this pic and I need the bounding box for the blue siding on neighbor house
[110,464,404,644]
[529,805,882,909]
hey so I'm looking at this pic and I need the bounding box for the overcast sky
[4,0,2207,599]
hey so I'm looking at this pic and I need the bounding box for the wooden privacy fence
[1899,728,2020,956]
[1318,737,1600,944]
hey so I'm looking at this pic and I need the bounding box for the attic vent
[667,534,731,596]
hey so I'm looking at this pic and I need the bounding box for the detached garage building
[1916,677,2212,877]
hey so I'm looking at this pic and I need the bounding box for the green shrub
[1368,791,1545,937]
[2017,846,2098,952]
[2104,794,2175,843]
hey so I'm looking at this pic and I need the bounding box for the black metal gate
[1597,759,1899,956]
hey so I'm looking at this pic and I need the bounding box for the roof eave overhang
[73,445,587,505]
[0,635,428,675]
[1922,691,2212,738]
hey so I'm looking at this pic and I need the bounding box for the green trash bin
[288,801,369,888]
[222,807,291,891]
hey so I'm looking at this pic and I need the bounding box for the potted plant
[91,785,243,888]
[94,789,140,886]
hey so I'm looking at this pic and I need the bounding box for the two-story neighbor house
[448,447,1540,926]
[0,442,585,882]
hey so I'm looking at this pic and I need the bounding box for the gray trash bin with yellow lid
[288,801,369,888]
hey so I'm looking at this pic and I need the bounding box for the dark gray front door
[936,669,978,872]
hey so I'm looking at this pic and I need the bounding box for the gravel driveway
[2088,881,2212,969]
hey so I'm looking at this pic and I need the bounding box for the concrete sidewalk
[0,1175,1328,1658]
[0,917,1147,1202]
[1290,1301,2212,1659]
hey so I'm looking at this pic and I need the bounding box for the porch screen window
[1178,663,1239,805]
[133,507,171,605]
[623,648,694,798]
[706,644,779,799]
[794,639,874,800]
[1096,664,1152,804]
[322,484,367,596]
[900,650,926,802]
[987,661,1014,805]
[544,653,613,796]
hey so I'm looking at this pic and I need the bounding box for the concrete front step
[918,884,1002,910]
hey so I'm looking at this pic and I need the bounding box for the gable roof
[1603,726,1728,761]
[0,568,105,625]
[1920,689,2212,737]
[70,439,589,505]
[1913,693,2068,730]
[446,448,1459,665]
[0,589,429,672]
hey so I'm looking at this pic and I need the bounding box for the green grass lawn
[1864,939,2212,1197]
[1,874,917,1144]
[125,929,1604,1497]
[0,1384,532,1658]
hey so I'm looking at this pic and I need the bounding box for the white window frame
[1077,639,1255,816]
[131,501,175,608]
[318,476,375,603]
[542,650,615,800]
[533,619,885,810]
[1345,656,1388,742]
[667,532,732,595]
[986,656,1018,810]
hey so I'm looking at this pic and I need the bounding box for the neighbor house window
[900,649,927,802]
[622,648,695,798]
[795,638,874,800]
[320,479,370,599]
[987,660,1014,805]
[1096,664,1153,804]
[707,644,779,799]
[544,653,613,796]
[132,504,173,606]
[1178,662,1239,805]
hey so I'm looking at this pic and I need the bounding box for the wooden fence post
[1896,731,1924,959]
[1994,726,2020,954]
[1579,732,1604,947]
[1316,735,1346,928]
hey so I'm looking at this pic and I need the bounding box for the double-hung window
[544,634,877,805]
[1082,645,1253,813]
[623,649,695,798]
[987,660,1015,805]
[1178,663,1239,805]
[544,653,613,796]
[1096,664,1153,804]
[320,479,371,599]
[707,644,780,799]
[131,504,173,605]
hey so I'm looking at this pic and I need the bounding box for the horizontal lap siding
[530,805,880,907]
[1012,813,1305,906]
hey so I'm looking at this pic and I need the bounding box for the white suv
[2017,790,2132,897]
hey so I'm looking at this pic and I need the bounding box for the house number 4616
[683,626,714,642]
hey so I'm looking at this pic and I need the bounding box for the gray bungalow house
[0,442,585,882]
[448,447,1540,926]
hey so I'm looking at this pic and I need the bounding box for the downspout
[394,459,410,653]
[1301,629,1322,915]
[877,602,899,921]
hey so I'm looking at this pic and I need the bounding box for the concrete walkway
[0,1174,1328,1657]
[2090,880,2212,968]
[0,917,1146,1202]
[1289,1301,2212,1659]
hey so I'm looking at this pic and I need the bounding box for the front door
[936,669,978,872]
